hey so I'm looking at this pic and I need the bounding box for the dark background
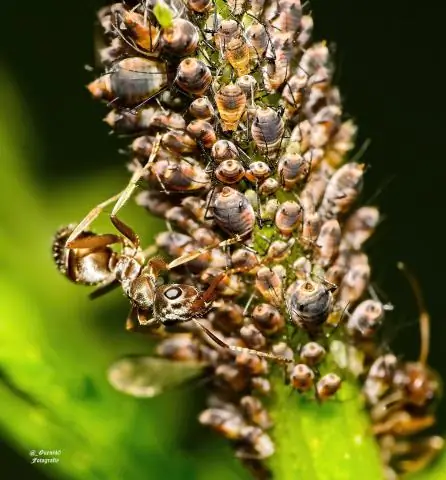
[1,0,445,476]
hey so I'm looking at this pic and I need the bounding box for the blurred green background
[0,0,445,478]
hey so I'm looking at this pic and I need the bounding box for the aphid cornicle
[251,107,285,158]
[211,187,256,238]
[216,84,247,132]
[87,57,168,106]
[175,58,212,96]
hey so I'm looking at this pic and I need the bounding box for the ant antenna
[397,262,430,365]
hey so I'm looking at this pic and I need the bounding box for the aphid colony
[52,0,443,478]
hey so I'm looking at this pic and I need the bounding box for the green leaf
[153,1,173,28]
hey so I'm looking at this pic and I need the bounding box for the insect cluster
[52,0,443,478]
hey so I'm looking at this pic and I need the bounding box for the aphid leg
[397,262,430,365]
[192,319,292,364]
[65,193,122,247]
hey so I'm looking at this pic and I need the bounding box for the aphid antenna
[367,284,394,311]
[397,262,430,366]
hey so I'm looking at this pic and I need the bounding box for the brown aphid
[278,153,310,190]
[275,201,302,236]
[200,267,246,297]
[236,352,269,376]
[338,261,371,306]
[161,18,199,56]
[165,206,200,235]
[216,84,247,132]
[237,426,275,460]
[251,376,271,395]
[316,373,342,400]
[226,36,251,77]
[252,303,285,335]
[52,225,118,286]
[189,96,215,120]
[187,0,213,13]
[342,206,380,250]
[346,299,387,338]
[300,342,326,366]
[136,190,175,217]
[240,396,273,430]
[236,75,258,101]
[293,257,312,280]
[214,20,241,51]
[301,210,322,247]
[231,248,259,272]
[175,58,212,96]
[161,129,197,154]
[199,407,246,440]
[255,266,283,307]
[251,107,285,158]
[245,162,271,183]
[259,178,280,196]
[98,37,127,68]
[211,187,255,238]
[208,302,244,334]
[325,119,357,168]
[240,325,267,350]
[363,354,398,406]
[290,364,315,392]
[215,159,245,184]
[315,219,341,268]
[265,238,295,264]
[215,364,250,392]
[87,57,167,106]
[105,107,185,134]
[298,14,314,48]
[186,119,217,148]
[156,333,201,361]
[181,196,209,224]
[287,278,336,329]
[246,21,269,59]
[211,140,239,163]
[318,163,365,220]
[131,136,173,161]
[192,227,219,246]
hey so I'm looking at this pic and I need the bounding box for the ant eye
[164,286,183,300]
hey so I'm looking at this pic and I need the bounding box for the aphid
[156,333,201,361]
[363,354,398,406]
[237,426,275,459]
[240,396,273,430]
[325,119,358,168]
[245,162,271,183]
[215,159,246,184]
[240,325,267,350]
[136,190,176,217]
[290,364,315,392]
[346,299,389,338]
[251,107,285,158]
[315,219,341,268]
[211,187,256,238]
[251,303,285,335]
[160,18,199,56]
[309,105,342,148]
[186,0,213,13]
[236,351,269,376]
[259,178,279,196]
[105,107,186,134]
[189,96,215,120]
[251,376,271,395]
[199,407,246,440]
[227,0,247,15]
[293,256,312,280]
[275,201,302,237]
[236,75,258,101]
[214,20,241,51]
[246,21,269,59]
[215,364,250,392]
[342,206,380,250]
[265,238,295,264]
[287,278,337,330]
[300,342,326,366]
[215,84,247,132]
[337,261,371,306]
[262,50,290,93]
[208,302,244,334]
[98,37,127,68]
[231,248,259,272]
[87,57,168,107]
[301,210,322,247]
[211,139,240,163]
[186,119,217,148]
[226,36,251,77]
[316,373,342,400]
[175,58,212,96]
[255,267,283,308]
[161,129,197,154]
[318,162,365,220]
[297,15,314,48]
[278,153,310,190]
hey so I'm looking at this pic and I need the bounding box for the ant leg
[66,193,122,247]
[109,133,163,249]
[89,277,120,300]
[167,234,243,269]
[192,319,292,364]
